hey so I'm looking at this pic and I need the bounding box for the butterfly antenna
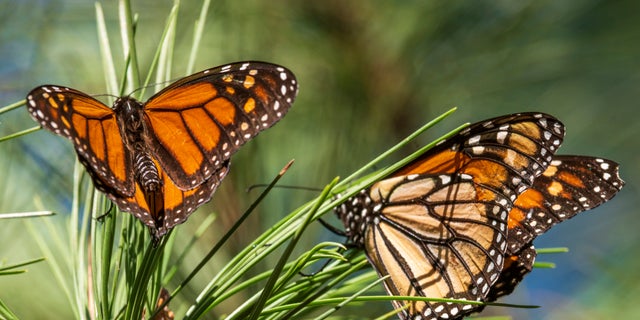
[92,93,120,101]
[245,184,322,193]
[95,202,115,222]
[318,218,346,236]
[127,76,181,98]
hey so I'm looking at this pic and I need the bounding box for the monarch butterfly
[26,61,298,241]
[334,113,623,319]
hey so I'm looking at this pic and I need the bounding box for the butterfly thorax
[334,190,378,247]
[114,97,149,151]
[114,97,164,228]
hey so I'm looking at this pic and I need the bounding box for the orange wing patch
[242,75,255,88]
[145,82,218,110]
[243,97,256,113]
[206,98,236,126]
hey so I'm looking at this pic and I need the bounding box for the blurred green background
[1,1,638,319]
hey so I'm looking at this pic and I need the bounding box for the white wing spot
[496,131,508,143]
[539,118,548,127]
[472,146,485,154]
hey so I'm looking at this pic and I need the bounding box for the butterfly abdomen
[134,152,161,191]
[133,152,165,234]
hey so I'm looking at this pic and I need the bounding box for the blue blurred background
[0,1,638,318]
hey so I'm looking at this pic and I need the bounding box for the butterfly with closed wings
[27,61,298,241]
[334,113,623,320]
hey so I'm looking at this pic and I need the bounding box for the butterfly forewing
[397,113,565,203]
[144,61,298,190]
[26,86,135,197]
[507,155,624,255]
[112,161,230,239]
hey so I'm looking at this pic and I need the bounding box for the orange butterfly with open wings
[27,61,298,241]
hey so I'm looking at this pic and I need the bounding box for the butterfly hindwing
[112,161,230,239]
[486,244,536,302]
[397,113,565,203]
[485,155,624,304]
[26,86,135,197]
[507,155,624,254]
[361,173,511,318]
[144,61,298,190]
